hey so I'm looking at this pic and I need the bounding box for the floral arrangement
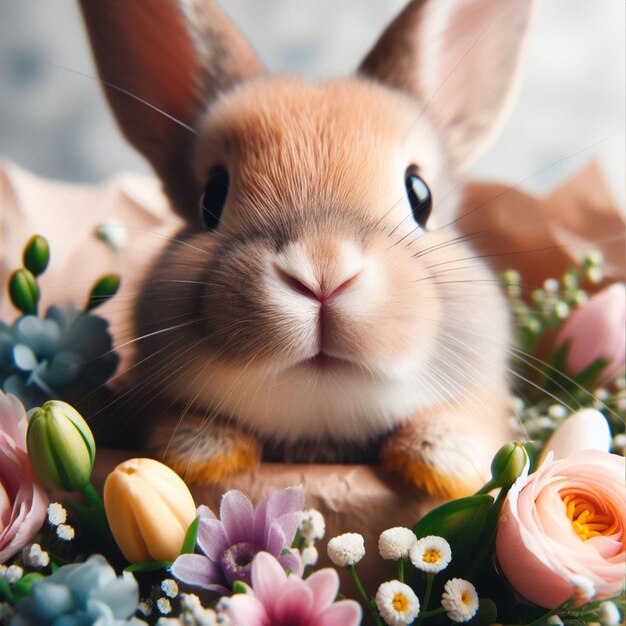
[0,237,624,626]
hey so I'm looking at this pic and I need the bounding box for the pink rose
[555,282,625,383]
[0,391,48,563]
[495,449,625,608]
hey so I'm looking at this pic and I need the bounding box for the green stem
[397,557,405,584]
[80,482,105,516]
[475,479,498,495]
[524,600,572,626]
[419,606,446,619]
[78,481,123,561]
[415,573,434,625]
[348,564,383,626]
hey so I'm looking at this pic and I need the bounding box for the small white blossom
[326,533,365,567]
[547,404,568,420]
[570,575,595,602]
[543,278,559,293]
[5,565,24,584]
[180,594,202,611]
[302,545,319,567]
[299,509,326,542]
[192,608,221,626]
[378,527,417,561]
[441,578,479,623]
[47,502,67,526]
[409,536,452,573]
[598,601,621,626]
[586,267,604,284]
[612,434,626,454]
[23,543,50,568]
[56,524,75,541]
[156,619,181,626]
[547,616,564,626]
[138,600,153,617]
[157,597,173,615]
[375,580,420,626]
[554,301,570,319]
[161,578,179,598]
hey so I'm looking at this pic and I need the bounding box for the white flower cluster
[326,532,365,567]
[0,564,23,584]
[298,509,326,567]
[22,543,50,569]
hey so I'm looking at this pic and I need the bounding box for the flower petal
[224,594,269,626]
[312,600,363,626]
[305,568,340,611]
[277,548,304,578]
[274,580,313,623]
[250,552,287,612]
[197,517,229,562]
[254,487,304,546]
[170,553,227,593]
[220,490,255,545]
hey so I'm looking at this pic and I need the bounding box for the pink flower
[555,283,625,382]
[496,449,625,608]
[219,551,362,626]
[0,391,48,562]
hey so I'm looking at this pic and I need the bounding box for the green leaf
[180,515,200,555]
[412,494,493,568]
[467,598,498,626]
[13,572,45,599]
[232,581,248,595]
[9,268,39,315]
[124,560,172,573]
[0,579,16,604]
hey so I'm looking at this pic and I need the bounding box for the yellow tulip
[104,458,196,563]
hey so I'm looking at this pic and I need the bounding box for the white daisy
[409,535,452,573]
[327,533,365,567]
[47,502,67,526]
[378,527,417,561]
[441,578,479,623]
[375,580,420,626]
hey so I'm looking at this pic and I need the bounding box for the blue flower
[11,554,147,626]
[0,304,119,409]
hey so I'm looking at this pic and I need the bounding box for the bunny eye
[405,166,432,228]
[200,166,229,231]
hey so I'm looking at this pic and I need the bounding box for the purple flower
[171,487,304,593]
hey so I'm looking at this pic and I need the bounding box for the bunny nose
[274,242,363,302]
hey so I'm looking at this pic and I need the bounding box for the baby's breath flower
[5,565,24,584]
[547,404,568,420]
[570,574,595,602]
[612,433,625,454]
[586,267,604,284]
[441,578,479,622]
[192,607,221,626]
[378,527,417,561]
[56,523,75,541]
[180,593,202,611]
[47,502,67,526]
[547,616,564,626]
[616,375,626,390]
[598,601,621,626]
[157,597,173,615]
[302,545,319,567]
[375,580,420,626]
[543,278,559,293]
[327,533,365,567]
[161,578,179,598]
[554,301,570,319]
[138,600,153,617]
[23,543,50,568]
[409,535,451,573]
[299,509,326,542]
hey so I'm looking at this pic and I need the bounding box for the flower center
[221,542,258,585]
[562,493,617,541]
[392,592,409,613]
[422,548,441,564]
[461,591,471,606]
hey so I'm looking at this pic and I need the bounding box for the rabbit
[78,0,534,498]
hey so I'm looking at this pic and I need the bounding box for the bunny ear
[79,0,263,213]
[359,0,534,170]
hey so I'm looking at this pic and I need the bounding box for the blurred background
[0,0,624,207]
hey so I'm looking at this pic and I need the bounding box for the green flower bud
[9,269,40,315]
[23,235,50,277]
[86,274,121,311]
[489,442,529,490]
[27,401,96,491]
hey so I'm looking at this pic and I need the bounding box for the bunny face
[134,75,509,444]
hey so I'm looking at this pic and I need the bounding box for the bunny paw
[150,419,260,484]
